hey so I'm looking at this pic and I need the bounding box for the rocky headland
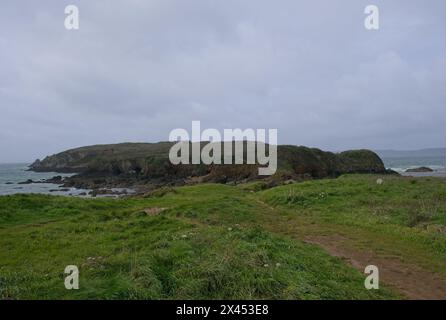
[29,142,391,193]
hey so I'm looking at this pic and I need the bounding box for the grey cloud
[0,0,445,162]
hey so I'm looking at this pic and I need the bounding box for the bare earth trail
[304,235,446,299]
[252,198,446,300]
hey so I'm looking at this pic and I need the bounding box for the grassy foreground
[1,175,445,299]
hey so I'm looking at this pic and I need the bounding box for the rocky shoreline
[16,175,135,197]
[26,142,394,195]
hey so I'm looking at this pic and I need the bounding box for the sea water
[0,163,90,196]
[381,156,446,177]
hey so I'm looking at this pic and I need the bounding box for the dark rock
[385,169,401,175]
[49,188,70,192]
[28,176,65,184]
[406,167,434,173]
[18,179,34,185]
[45,176,63,183]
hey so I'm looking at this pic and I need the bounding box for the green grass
[259,175,446,277]
[2,175,446,299]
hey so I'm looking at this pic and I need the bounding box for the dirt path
[253,198,446,300]
[305,234,446,300]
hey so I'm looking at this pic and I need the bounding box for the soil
[305,234,446,300]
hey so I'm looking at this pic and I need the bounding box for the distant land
[375,148,446,158]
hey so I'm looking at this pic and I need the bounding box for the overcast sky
[1,0,445,162]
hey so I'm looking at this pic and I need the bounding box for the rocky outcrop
[337,150,386,174]
[405,167,434,173]
[29,142,387,189]
[29,143,173,173]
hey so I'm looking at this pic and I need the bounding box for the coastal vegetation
[1,174,445,299]
[28,142,388,192]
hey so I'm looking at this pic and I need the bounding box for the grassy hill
[1,174,445,299]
